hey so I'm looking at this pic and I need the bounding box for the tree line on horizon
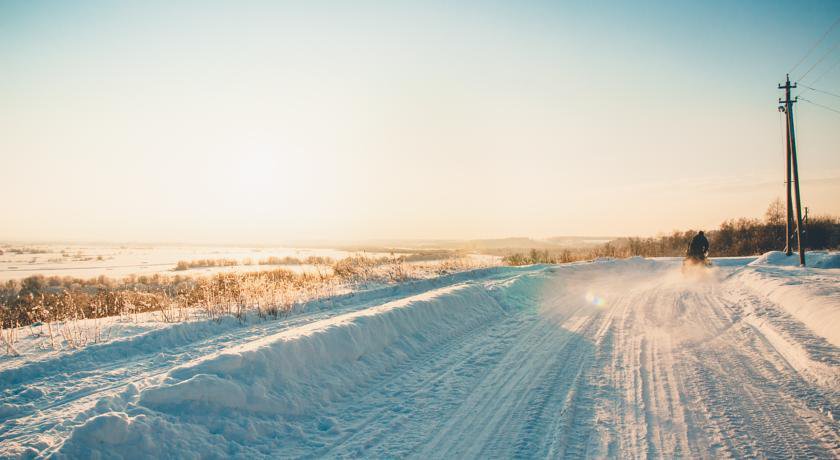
[504,200,840,265]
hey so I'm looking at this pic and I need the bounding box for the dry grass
[1,325,19,355]
[173,255,339,270]
[3,246,50,255]
[257,255,334,266]
[174,258,239,271]
[502,246,630,266]
[0,255,487,354]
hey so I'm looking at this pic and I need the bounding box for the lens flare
[585,291,606,307]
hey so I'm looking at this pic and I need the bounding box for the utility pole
[778,74,806,266]
[781,87,794,255]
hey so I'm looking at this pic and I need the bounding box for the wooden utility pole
[778,74,806,266]
[781,88,794,255]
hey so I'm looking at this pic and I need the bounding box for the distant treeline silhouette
[505,201,840,265]
[621,199,839,257]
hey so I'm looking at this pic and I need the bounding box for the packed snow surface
[1,254,838,458]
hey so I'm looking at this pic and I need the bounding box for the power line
[809,53,840,84]
[800,97,840,115]
[799,83,840,99]
[798,39,840,81]
[790,17,840,75]
[796,56,840,98]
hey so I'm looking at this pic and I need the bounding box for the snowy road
[2,256,839,458]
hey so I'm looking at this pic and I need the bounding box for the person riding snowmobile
[686,231,709,261]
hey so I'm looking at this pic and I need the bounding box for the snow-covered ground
[1,253,838,458]
[0,244,415,281]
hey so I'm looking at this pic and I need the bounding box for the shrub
[174,258,239,271]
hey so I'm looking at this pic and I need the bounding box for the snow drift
[736,251,840,348]
[749,250,840,269]
[55,275,543,458]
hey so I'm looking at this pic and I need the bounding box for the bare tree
[765,198,785,226]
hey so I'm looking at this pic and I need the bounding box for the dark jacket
[688,233,709,258]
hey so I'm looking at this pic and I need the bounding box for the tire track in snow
[675,287,839,458]
[316,271,602,458]
[416,302,594,458]
[6,259,840,458]
[304,295,517,457]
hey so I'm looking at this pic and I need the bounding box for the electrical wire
[809,53,840,84]
[798,84,840,99]
[795,56,840,98]
[798,39,840,81]
[790,17,840,76]
[799,97,840,115]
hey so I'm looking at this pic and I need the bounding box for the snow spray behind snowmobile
[682,252,711,271]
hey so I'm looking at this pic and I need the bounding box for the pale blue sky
[1,0,839,242]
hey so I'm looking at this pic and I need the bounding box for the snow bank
[710,256,758,267]
[0,319,235,387]
[55,280,520,457]
[735,256,840,348]
[749,250,840,269]
[0,266,519,383]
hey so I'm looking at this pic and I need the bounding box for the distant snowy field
[1,244,485,282]
[1,252,838,458]
[0,244,363,281]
